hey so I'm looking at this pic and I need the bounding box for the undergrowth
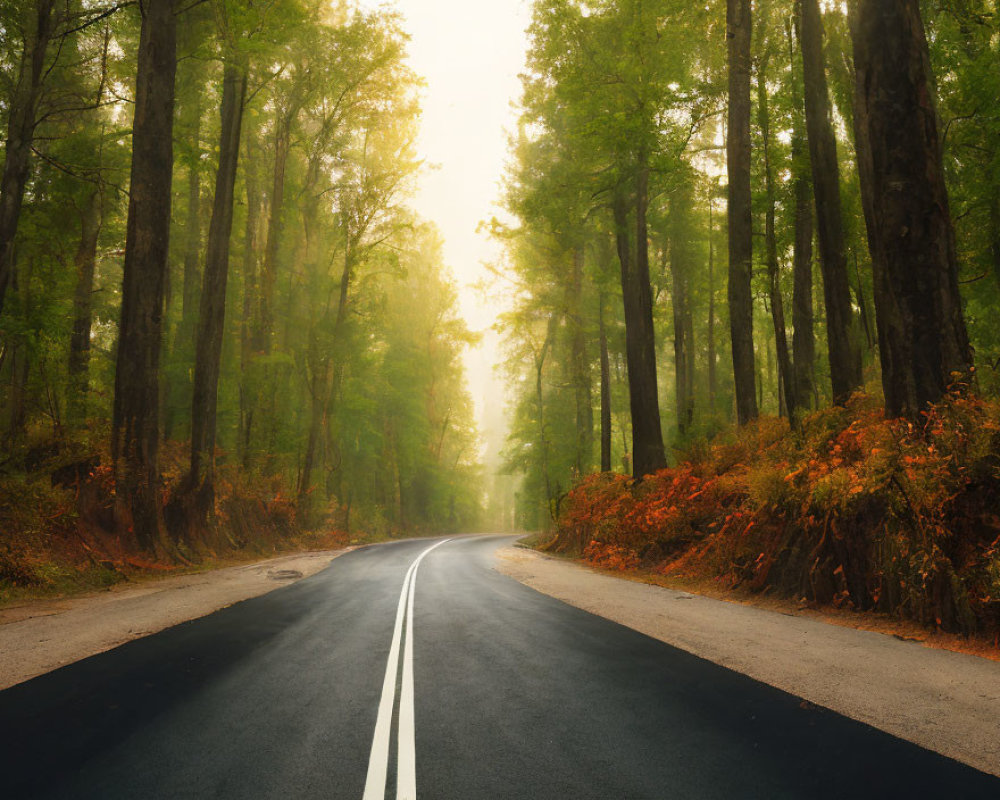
[549,392,1000,637]
[0,429,352,604]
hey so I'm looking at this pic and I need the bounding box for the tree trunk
[851,0,972,418]
[788,16,816,413]
[991,193,1000,292]
[599,291,612,472]
[668,183,695,437]
[181,92,203,335]
[614,168,666,478]
[853,249,875,349]
[799,0,863,403]
[727,0,758,425]
[298,154,343,514]
[238,128,262,469]
[791,154,815,412]
[6,262,32,441]
[0,0,59,319]
[536,316,556,518]
[245,102,295,473]
[185,63,247,519]
[255,111,293,355]
[707,199,717,414]
[112,0,177,553]
[163,82,202,441]
[758,50,798,420]
[68,188,103,423]
[299,354,331,515]
[568,245,593,473]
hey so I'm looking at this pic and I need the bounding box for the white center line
[363,539,450,800]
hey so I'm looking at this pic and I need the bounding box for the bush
[551,392,1000,636]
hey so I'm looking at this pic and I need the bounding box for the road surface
[2,535,998,799]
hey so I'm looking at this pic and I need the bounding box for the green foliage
[0,0,483,572]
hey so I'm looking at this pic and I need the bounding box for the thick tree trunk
[0,0,59,319]
[68,189,103,423]
[668,184,695,437]
[112,0,177,553]
[727,0,758,425]
[851,0,972,418]
[614,169,666,478]
[798,0,863,403]
[847,6,880,311]
[598,292,612,473]
[758,51,798,420]
[788,17,816,412]
[185,64,247,518]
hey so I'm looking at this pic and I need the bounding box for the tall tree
[707,195,718,413]
[568,246,593,473]
[756,47,797,419]
[185,52,247,519]
[788,17,816,411]
[850,0,972,417]
[0,0,60,318]
[112,0,178,552]
[598,290,612,472]
[615,180,666,475]
[668,180,696,436]
[798,0,862,403]
[727,0,758,425]
[68,187,103,422]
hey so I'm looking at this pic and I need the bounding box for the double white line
[363,539,450,800]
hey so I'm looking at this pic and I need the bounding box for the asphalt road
[2,535,998,799]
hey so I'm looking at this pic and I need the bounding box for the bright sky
[375,0,532,448]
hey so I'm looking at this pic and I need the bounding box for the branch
[174,0,210,16]
[31,146,103,186]
[59,2,137,38]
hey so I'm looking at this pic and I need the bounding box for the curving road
[2,535,998,799]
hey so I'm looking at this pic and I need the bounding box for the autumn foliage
[550,393,1000,636]
[0,430,347,600]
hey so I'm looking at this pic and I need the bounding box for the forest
[498,0,1000,635]
[2,0,999,639]
[0,0,483,590]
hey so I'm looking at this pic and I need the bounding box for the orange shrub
[552,392,1000,636]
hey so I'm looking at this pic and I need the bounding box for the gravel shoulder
[0,549,345,690]
[494,544,1000,778]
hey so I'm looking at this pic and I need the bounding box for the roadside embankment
[549,394,1000,638]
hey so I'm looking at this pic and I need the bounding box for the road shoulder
[0,549,345,691]
[495,544,1000,778]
